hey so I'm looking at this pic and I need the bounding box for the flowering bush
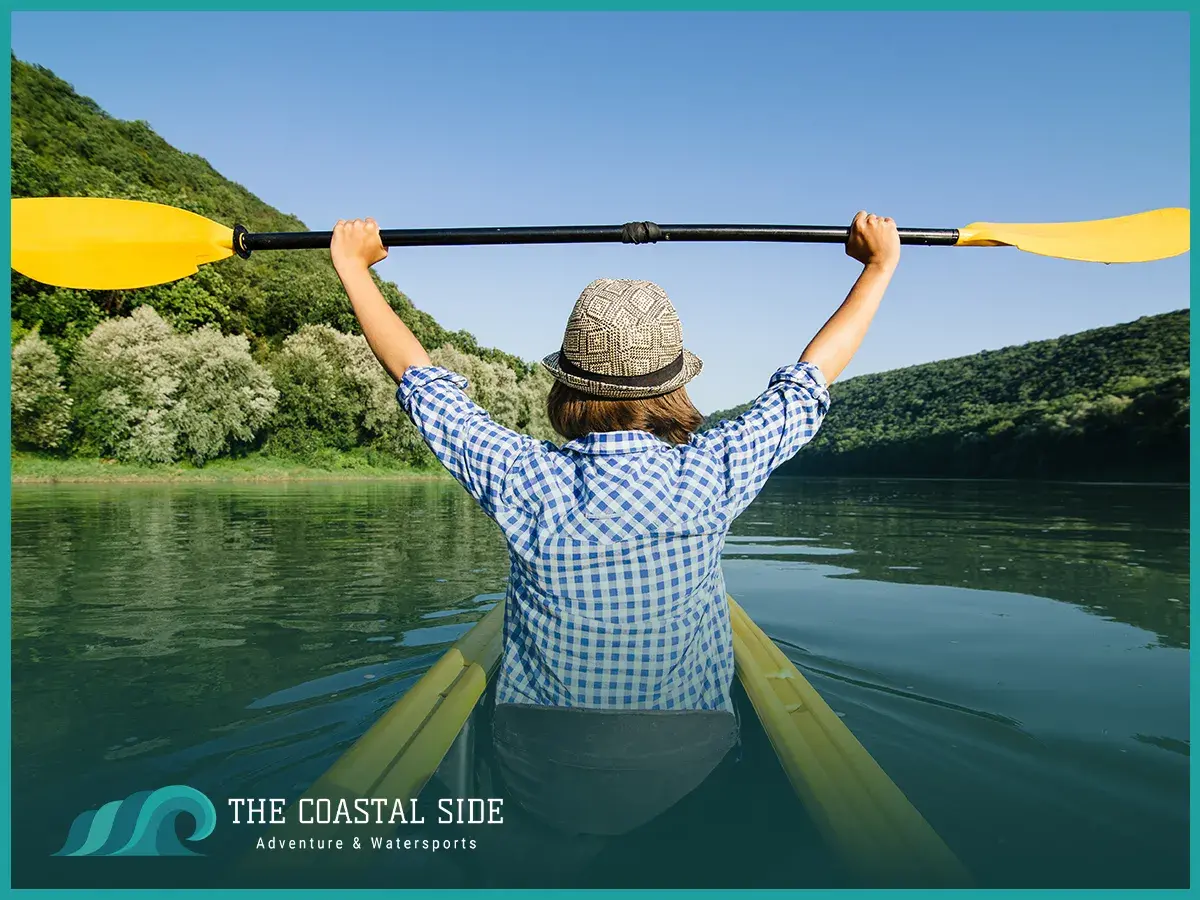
[11,332,73,450]
[266,329,559,466]
[430,345,558,442]
[26,302,556,468]
[515,364,558,442]
[429,344,521,426]
[267,325,432,464]
[69,306,277,464]
[173,326,279,464]
[69,305,180,462]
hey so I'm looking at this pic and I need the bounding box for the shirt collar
[562,430,672,456]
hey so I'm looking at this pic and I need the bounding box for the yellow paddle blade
[11,197,234,290]
[957,207,1189,263]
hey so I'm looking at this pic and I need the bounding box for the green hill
[704,310,1190,481]
[11,57,1190,482]
[10,57,559,473]
[10,56,526,373]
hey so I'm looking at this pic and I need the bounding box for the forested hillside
[10,57,557,469]
[11,56,1189,481]
[704,311,1189,481]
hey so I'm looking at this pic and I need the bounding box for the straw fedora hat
[541,279,703,399]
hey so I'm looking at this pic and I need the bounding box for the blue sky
[11,11,1190,413]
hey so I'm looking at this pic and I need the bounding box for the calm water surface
[11,477,1189,888]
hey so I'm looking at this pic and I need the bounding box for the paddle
[11,197,1190,291]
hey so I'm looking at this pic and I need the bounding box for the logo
[53,785,217,857]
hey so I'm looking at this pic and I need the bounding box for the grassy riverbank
[11,451,449,484]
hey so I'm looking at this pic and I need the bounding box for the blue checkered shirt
[397,360,830,711]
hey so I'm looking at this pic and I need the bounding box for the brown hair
[547,380,704,446]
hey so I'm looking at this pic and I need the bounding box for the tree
[69,306,276,464]
[11,332,73,450]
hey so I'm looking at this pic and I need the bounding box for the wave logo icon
[53,785,217,857]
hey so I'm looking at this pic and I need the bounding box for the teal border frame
[2,3,1197,9]
[2,5,1193,897]
[3,20,10,900]
[4,13,13,897]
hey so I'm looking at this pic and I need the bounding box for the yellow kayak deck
[279,597,971,887]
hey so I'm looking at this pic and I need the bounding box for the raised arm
[800,211,900,384]
[330,217,533,514]
[330,218,431,381]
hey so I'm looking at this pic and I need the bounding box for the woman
[331,211,900,845]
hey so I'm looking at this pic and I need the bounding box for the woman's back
[398,358,831,711]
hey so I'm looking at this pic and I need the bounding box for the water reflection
[729,478,1189,648]
[10,477,1189,888]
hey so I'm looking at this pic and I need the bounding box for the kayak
[268,597,971,888]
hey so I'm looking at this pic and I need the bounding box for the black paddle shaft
[232,222,960,258]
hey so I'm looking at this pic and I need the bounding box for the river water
[10,477,1188,888]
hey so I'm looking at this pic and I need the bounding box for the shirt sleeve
[396,365,534,515]
[693,361,831,517]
